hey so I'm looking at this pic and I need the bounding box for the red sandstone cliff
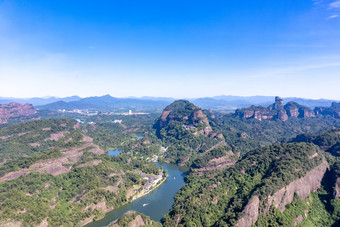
[0,102,37,124]
[234,97,315,121]
[155,100,214,137]
[236,159,329,227]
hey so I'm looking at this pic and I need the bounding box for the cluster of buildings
[182,124,196,130]
[59,108,149,116]
[58,109,98,116]
[135,171,163,193]
[101,110,149,116]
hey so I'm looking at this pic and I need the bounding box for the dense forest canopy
[0,99,339,226]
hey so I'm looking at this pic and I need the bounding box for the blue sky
[0,0,340,99]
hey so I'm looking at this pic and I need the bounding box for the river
[85,163,188,227]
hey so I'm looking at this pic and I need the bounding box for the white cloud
[329,1,340,9]
[327,14,339,18]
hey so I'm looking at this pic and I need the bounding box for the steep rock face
[299,107,316,118]
[331,162,340,198]
[154,100,224,165]
[267,97,288,120]
[277,109,288,121]
[335,178,340,198]
[268,96,284,111]
[154,100,213,137]
[234,97,315,121]
[315,102,340,119]
[234,106,276,121]
[285,102,315,118]
[284,103,300,117]
[0,102,36,124]
[236,196,260,227]
[265,159,328,212]
[236,159,329,227]
[192,149,237,176]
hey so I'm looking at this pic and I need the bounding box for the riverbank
[85,163,187,227]
[83,170,167,226]
[132,174,167,200]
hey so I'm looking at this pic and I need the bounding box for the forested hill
[154,100,225,165]
[205,109,340,154]
[290,128,340,157]
[1,98,339,226]
[153,99,340,166]
[162,142,338,226]
[154,100,214,137]
[0,118,164,226]
[155,100,340,226]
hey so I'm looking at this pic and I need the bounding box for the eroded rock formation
[154,100,214,137]
[265,159,328,213]
[234,97,315,121]
[315,102,340,119]
[0,102,36,124]
[236,159,329,227]
[236,196,260,227]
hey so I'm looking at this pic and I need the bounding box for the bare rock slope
[236,159,329,227]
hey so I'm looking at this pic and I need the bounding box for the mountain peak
[155,100,213,136]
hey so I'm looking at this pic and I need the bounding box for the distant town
[58,108,149,116]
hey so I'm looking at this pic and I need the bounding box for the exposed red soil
[0,132,29,140]
[0,135,104,182]
[77,159,102,168]
[45,131,68,141]
[0,102,36,124]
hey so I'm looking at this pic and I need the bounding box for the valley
[3,1,340,226]
[0,97,339,226]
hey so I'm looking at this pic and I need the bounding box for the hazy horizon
[0,94,339,102]
[1,0,340,99]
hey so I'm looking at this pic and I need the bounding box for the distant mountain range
[0,96,81,106]
[36,95,171,112]
[0,95,338,112]
[190,96,339,110]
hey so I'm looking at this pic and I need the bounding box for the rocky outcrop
[331,162,340,198]
[294,215,304,226]
[277,109,288,121]
[265,159,328,212]
[234,97,315,121]
[335,178,340,198]
[0,102,36,124]
[192,149,237,176]
[236,196,260,227]
[154,100,213,137]
[284,102,315,118]
[236,159,329,227]
[108,210,160,227]
[234,105,277,121]
[268,96,284,110]
[314,102,340,119]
